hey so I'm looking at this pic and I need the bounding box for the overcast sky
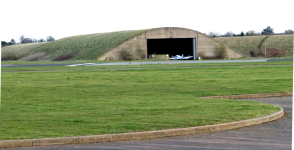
[1,0,293,43]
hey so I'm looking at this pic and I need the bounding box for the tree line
[1,35,55,48]
[207,26,293,38]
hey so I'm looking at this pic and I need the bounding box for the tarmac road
[0,59,286,68]
[5,96,292,150]
[1,59,292,68]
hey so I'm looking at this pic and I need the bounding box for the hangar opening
[147,38,195,59]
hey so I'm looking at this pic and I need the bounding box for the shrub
[135,47,146,60]
[250,50,258,57]
[120,48,133,61]
[197,52,206,59]
[215,44,227,59]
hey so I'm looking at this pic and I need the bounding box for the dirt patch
[258,48,288,57]
[52,52,78,61]
[250,48,288,57]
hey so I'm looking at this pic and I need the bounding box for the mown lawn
[0,65,292,140]
[1,60,292,72]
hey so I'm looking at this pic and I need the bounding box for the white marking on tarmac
[66,63,97,66]
[65,60,268,67]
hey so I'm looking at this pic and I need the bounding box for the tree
[1,41,14,47]
[208,31,221,38]
[46,36,55,42]
[31,38,38,43]
[38,38,45,42]
[10,39,16,45]
[285,29,293,34]
[22,38,33,44]
[223,31,234,37]
[1,41,7,47]
[19,35,25,43]
[261,26,274,35]
[240,31,245,36]
[246,30,256,36]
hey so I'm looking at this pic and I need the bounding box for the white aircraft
[169,54,193,60]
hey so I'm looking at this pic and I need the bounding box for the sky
[1,0,293,43]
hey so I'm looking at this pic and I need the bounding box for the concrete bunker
[147,38,195,59]
[98,27,244,61]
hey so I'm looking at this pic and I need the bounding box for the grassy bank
[0,64,292,140]
[215,34,293,57]
[1,29,155,61]
[1,43,47,61]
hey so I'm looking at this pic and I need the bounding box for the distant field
[215,34,293,57]
[0,62,292,140]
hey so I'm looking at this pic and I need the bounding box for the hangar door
[147,38,196,59]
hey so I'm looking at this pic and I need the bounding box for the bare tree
[246,30,256,36]
[46,36,55,42]
[285,29,293,34]
[223,31,234,37]
[22,38,33,44]
[19,35,25,43]
[10,39,16,45]
[38,38,45,42]
[208,31,221,38]
[31,38,38,43]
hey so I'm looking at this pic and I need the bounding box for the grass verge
[0,64,292,140]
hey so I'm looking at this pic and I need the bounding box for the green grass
[1,29,156,61]
[1,43,47,60]
[215,34,293,57]
[3,30,292,61]
[1,60,292,72]
[0,64,292,140]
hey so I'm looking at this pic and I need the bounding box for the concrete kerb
[0,93,290,148]
[0,109,285,149]
[199,92,293,99]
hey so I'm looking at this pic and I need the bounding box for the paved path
[6,96,292,150]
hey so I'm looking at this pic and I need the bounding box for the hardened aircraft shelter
[99,27,243,61]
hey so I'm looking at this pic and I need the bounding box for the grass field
[1,60,292,72]
[215,34,293,57]
[0,61,292,140]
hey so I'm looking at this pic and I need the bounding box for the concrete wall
[98,27,243,61]
[150,54,169,60]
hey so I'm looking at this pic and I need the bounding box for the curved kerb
[0,107,284,148]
